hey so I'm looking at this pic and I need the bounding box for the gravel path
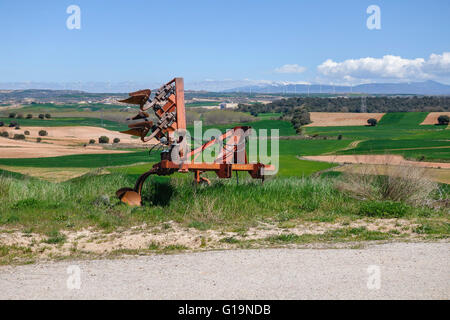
[0,242,448,299]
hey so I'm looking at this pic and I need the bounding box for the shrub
[45,113,51,119]
[38,114,45,119]
[1,131,9,138]
[13,134,25,140]
[24,130,30,135]
[336,164,437,206]
[26,114,33,119]
[113,138,120,143]
[8,113,16,118]
[36,137,42,143]
[89,139,95,144]
[437,115,449,125]
[98,136,109,144]
[367,118,377,126]
[38,130,48,136]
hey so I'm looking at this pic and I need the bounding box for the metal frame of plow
[116,77,274,206]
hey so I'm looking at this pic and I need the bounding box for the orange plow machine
[116,77,274,206]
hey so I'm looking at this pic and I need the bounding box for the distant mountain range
[1,80,450,95]
[225,80,450,95]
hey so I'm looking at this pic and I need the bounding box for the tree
[26,114,33,119]
[38,130,48,136]
[36,137,42,143]
[1,131,9,138]
[367,118,378,126]
[45,113,51,119]
[38,114,45,119]
[113,138,120,143]
[13,134,25,140]
[0,121,3,127]
[437,115,449,125]
[290,106,311,134]
[99,136,109,144]
[9,121,18,127]
[24,130,30,135]
[8,112,16,118]
[89,139,95,144]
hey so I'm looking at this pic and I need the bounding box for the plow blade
[120,128,146,137]
[116,187,142,206]
[118,89,151,108]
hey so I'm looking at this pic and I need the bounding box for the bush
[26,114,33,119]
[13,134,25,140]
[1,131,9,138]
[8,113,16,118]
[24,130,30,135]
[113,138,120,143]
[437,115,449,125]
[89,139,95,144]
[98,136,109,144]
[38,130,48,136]
[367,118,377,126]
[36,137,42,143]
[336,164,437,206]
[38,114,45,120]
[45,113,51,119]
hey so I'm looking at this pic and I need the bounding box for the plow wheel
[116,168,158,206]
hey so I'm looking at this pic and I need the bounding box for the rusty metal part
[116,77,274,206]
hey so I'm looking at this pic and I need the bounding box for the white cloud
[274,64,306,74]
[317,52,450,82]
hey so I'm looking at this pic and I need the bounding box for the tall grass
[0,170,445,234]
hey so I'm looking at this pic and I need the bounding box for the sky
[0,0,449,89]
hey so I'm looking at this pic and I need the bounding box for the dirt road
[0,242,448,299]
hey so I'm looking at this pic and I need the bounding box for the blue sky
[1,0,449,87]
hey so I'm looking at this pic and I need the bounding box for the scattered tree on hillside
[290,106,311,133]
[38,130,48,136]
[8,113,16,118]
[26,114,33,119]
[13,134,25,140]
[367,118,378,126]
[437,115,449,125]
[89,139,95,144]
[38,114,45,119]
[45,113,51,119]
[113,138,120,143]
[99,136,109,144]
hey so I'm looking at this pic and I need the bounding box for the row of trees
[238,96,450,114]
[8,113,51,119]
